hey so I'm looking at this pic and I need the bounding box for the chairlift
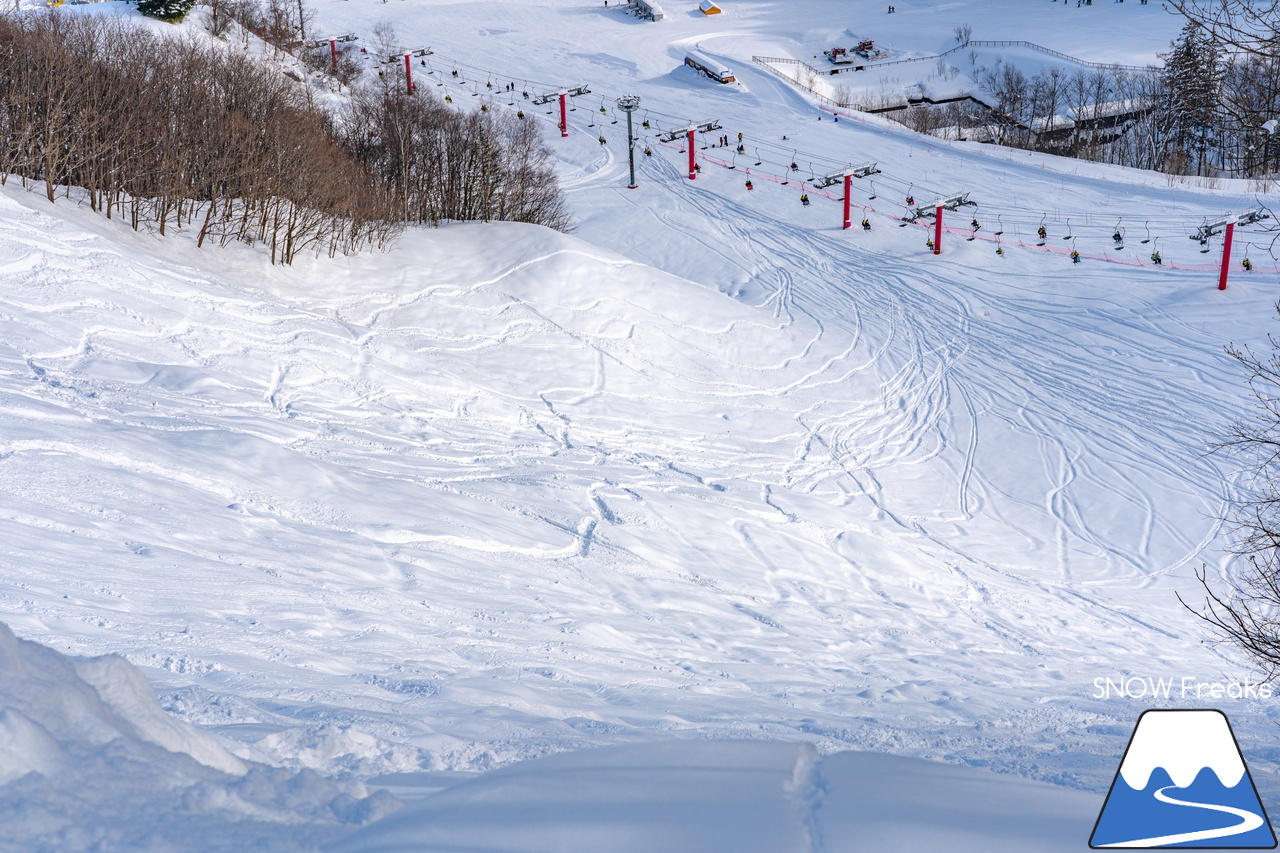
[1062,217,1073,240]
[1036,215,1047,245]
[753,148,762,166]
[867,180,877,201]
[1140,221,1152,244]
[993,214,1004,236]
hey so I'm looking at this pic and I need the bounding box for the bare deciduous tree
[1182,316,1280,680]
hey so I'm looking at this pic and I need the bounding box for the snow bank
[0,621,398,852]
[330,740,1099,853]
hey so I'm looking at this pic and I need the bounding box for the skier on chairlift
[862,218,871,232]
[745,180,754,190]
[800,194,810,206]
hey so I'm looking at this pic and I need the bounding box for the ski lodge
[628,0,664,20]
[684,50,735,83]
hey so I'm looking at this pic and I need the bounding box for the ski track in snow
[2,0,1278,805]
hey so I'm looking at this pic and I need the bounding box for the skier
[801,194,810,206]
[996,246,1004,256]
[906,194,915,206]
[1150,251,1162,265]
[970,217,981,232]
[517,110,525,119]
[1243,258,1253,271]
[1037,225,1047,241]
[598,135,607,145]
[745,180,754,190]
[1070,250,1081,264]
[737,132,743,142]
[862,218,871,232]
[644,147,652,156]
[926,238,935,251]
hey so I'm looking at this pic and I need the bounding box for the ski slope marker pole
[934,205,943,254]
[1219,221,1234,290]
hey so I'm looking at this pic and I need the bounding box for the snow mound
[0,621,399,852]
[330,740,1098,853]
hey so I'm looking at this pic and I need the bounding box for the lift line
[813,163,879,229]
[533,85,592,137]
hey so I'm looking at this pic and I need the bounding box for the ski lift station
[698,0,723,13]
[628,0,664,21]
[684,50,735,83]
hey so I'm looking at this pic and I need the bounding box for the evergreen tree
[1160,22,1224,175]
[135,0,196,22]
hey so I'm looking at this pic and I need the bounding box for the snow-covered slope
[0,620,395,852]
[329,740,1099,853]
[4,0,1280,845]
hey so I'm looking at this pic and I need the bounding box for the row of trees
[0,10,570,264]
[878,23,1279,180]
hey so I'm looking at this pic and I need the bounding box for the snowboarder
[970,217,981,232]
[1150,251,1162,265]
[862,218,871,231]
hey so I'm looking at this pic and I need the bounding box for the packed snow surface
[4,0,1280,847]
[329,740,1099,853]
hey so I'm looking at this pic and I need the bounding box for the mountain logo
[1090,709,1276,848]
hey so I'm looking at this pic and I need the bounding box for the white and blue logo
[1091,709,1276,848]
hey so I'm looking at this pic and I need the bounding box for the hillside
[3,0,1280,847]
